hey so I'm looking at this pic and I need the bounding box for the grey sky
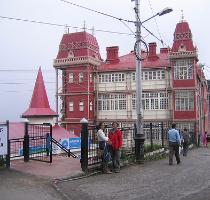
[0,0,210,122]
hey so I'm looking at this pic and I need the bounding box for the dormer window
[67,50,74,58]
[178,43,186,52]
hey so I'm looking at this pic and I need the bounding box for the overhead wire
[147,0,164,46]
[0,15,133,36]
[59,0,168,46]
[59,0,134,23]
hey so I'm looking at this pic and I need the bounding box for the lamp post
[132,0,172,163]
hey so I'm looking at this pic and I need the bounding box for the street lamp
[132,0,172,163]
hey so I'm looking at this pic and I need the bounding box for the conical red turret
[22,67,57,117]
[171,20,196,53]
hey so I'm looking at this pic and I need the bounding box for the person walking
[168,123,181,165]
[182,128,190,156]
[202,132,208,148]
[97,122,112,174]
[108,121,123,173]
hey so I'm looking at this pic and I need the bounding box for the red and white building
[54,18,208,142]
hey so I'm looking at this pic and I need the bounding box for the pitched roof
[98,50,169,72]
[56,31,101,59]
[171,21,195,52]
[22,67,57,117]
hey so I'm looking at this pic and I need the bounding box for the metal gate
[26,123,52,163]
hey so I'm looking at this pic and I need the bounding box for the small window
[79,101,84,111]
[89,73,93,83]
[69,73,74,83]
[79,72,84,83]
[69,101,74,112]
[89,101,93,111]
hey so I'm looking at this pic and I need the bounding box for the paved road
[0,170,64,200]
[57,147,210,200]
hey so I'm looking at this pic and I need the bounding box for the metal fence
[27,123,52,163]
[80,122,168,172]
[9,138,24,159]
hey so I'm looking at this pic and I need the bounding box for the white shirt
[97,129,108,142]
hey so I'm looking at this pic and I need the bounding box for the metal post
[150,123,153,151]
[55,68,59,123]
[134,0,145,163]
[80,118,89,172]
[50,124,52,163]
[23,122,29,162]
[161,122,164,148]
[6,120,10,168]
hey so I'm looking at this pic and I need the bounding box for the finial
[181,10,184,22]
[64,24,68,34]
[83,21,86,32]
[92,26,95,36]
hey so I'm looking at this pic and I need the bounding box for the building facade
[54,19,208,141]
[53,32,101,135]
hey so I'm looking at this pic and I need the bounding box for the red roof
[9,122,78,140]
[98,51,169,72]
[171,21,195,52]
[22,67,57,117]
[56,31,101,59]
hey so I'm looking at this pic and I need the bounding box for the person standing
[168,123,181,165]
[108,121,123,173]
[182,128,190,156]
[97,122,112,174]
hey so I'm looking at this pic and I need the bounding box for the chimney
[148,42,158,60]
[160,47,169,54]
[106,46,119,64]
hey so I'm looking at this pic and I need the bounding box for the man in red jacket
[108,121,123,173]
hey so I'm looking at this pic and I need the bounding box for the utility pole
[131,0,172,163]
[133,0,145,163]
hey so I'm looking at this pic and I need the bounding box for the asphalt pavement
[1,147,210,200]
[0,169,64,200]
[57,147,210,200]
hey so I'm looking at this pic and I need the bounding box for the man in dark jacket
[182,128,190,156]
[108,121,123,173]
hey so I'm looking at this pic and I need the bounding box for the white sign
[0,124,8,155]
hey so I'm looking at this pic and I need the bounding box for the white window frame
[89,101,93,111]
[174,59,193,80]
[69,73,74,83]
[89,73,93,83]
[98,94,126,110]
[79,101,84,111]
[175,91,194,111]
[79,72,84,83]
[69,101,74,112]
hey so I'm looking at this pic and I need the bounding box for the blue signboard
[61,138,81,149]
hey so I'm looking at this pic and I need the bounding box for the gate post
[23,122,29,162]
[6,120,10,168]
[80,118,88,173]
[150,123,153,151]
[161,122,164,148]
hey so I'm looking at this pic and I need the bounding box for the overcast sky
[0,0,210,122]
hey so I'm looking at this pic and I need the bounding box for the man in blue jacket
[168,123,181,165]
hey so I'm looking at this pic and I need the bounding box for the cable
[147,0,164,47]
[0,15,133,36]
[60,0,169,44]
[59,0,134,23]
[134,8,168,47]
